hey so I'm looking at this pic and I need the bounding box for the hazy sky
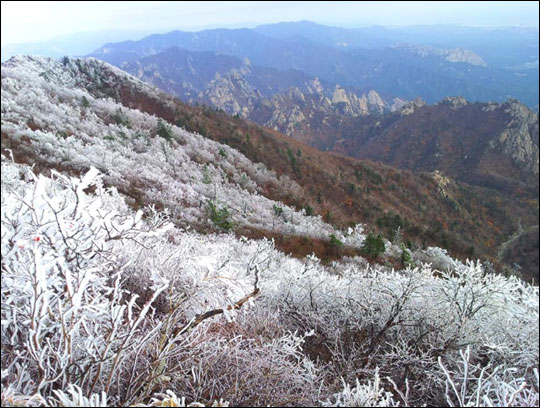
[1,1,539,45]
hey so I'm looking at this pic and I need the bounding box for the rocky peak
[399,96,426,116]
[330,86,388,116]
[439,96,469,110]
[331,85,348,104]
[307,77,324,95]
[366,90,386,109]
[490,99,539,175]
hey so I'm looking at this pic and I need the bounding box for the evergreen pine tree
[400,244,413,268]
[361,232,386,258]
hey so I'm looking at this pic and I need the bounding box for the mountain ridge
[2,55,537,280]
[119,46,394,141]
[88,23,539,107]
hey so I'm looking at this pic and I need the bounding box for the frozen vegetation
[1,56,363,244]
[1,56,539,407]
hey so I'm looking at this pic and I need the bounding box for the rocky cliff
[489,99,539,176]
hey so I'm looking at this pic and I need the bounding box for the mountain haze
[89,21,539,107]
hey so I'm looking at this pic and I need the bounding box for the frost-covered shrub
[413,246,463,272]
[166,328,318,406]
[438,347,539,407]
[258,247,538,406]
[1,161,173,403]
[50,384,108,407]
[321,369,399,407]
[0,161,320,406]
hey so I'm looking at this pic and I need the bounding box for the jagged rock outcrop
[203,64,261,116]
[399,97,426,116]
[490,99,539,175]
[200,67,391,138]
[390,97,409,112]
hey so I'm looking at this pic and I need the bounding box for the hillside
[1,54,539,408]
[2,55,537,281]
[325,97,539,197]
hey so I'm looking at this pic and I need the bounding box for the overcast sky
[1,1,539,46]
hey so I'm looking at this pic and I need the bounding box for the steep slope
[0,55,349,248]
[328,97,539,196]
[2,55,537,280]
[3,158,538,407]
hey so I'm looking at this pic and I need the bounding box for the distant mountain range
[88,21,539,107]
[254,21,539,69]
[88,36,539,198]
